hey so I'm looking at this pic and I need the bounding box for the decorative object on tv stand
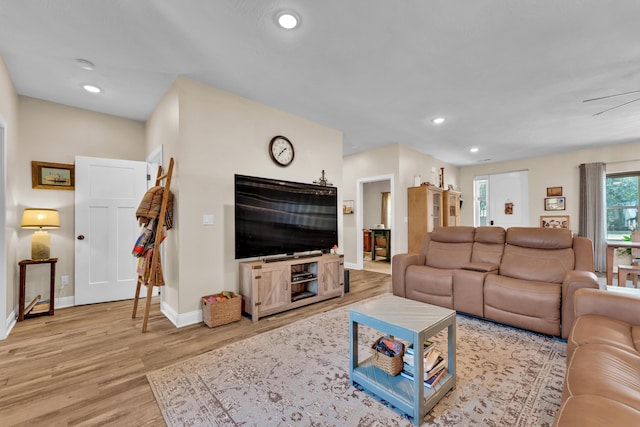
[21,208,60,260]
[313,170,332,186]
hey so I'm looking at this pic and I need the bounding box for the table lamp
[21,208,60,260]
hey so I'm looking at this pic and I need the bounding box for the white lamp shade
[21,209,60,229]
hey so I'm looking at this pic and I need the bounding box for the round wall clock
[269,135,295,167]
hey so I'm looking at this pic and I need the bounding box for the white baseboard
[344,262,360,270]
[55,296,75,309]
[2,307,17,340]
[160,300,202,328]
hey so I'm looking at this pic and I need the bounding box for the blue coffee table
[349,295,456,425]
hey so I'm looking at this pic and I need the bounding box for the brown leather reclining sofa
[392,226,599,338]
[554,288,640,425]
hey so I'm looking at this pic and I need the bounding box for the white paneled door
[488,170,530,228]
[75,156,147,305]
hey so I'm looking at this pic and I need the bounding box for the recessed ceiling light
[82,84,101,94]
[470,147,479,153]
[432,117,445,125]
[277,12,299,29]
[76,58,94,71]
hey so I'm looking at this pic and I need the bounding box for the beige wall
[459,140,640,231]
[145,82,180,312]
[342,144,459,267]
[147,77,343,316]
[16,97,146,304]
[0,56,19,337]
[363,180,391,229]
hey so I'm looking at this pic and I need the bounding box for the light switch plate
[203,214,214,225]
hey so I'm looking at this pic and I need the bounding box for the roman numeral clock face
[269,136,295,167]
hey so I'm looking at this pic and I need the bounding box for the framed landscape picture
[540,215,570,229]
[544,196,565,211]
[546,186,563,197]
[31,161,75,190]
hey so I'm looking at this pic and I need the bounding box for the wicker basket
[202,292,242,328]
[370,337,405,376]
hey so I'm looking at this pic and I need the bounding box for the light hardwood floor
[0,269,390,426]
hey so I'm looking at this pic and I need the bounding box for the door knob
[77,235,85,240]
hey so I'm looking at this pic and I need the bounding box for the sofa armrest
[560,271,599,338]
[461,262,499,273]
[391,253,426,298]
[574,288,640,325]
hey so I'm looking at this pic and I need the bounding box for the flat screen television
[234,174,338,259]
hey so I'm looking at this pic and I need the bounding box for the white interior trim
[355,174,395,271]
[0,115,7,339]
[161,300,202,328]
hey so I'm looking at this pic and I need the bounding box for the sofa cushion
[564,344,640,410]
[430,226,476,243]
[475,226,506,244]
[471,242,505,265]
[554,394,640,427]
[506,227,573,249]
[500,244,575,283]
[568,314,640,360]
[425,241,473,269]
[484,274,560,336]
[405,265,454,308]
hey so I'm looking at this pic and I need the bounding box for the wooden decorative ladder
[132,157,174,332]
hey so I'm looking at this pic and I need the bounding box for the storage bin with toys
[202,291,242,327]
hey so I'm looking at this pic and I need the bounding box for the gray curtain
[579,162,606,271]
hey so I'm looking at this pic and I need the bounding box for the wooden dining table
[606,241,640,285]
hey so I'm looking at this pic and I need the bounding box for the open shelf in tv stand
[239,253,344,322]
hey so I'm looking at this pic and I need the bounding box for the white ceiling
[1,0,639,166]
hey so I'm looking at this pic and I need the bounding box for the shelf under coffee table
[349,294,456,425]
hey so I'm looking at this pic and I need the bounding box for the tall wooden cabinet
[239,253,344,322]
[443,190,461,227]
[407,186,443,253]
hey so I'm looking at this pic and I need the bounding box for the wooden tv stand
[239,253,344,322]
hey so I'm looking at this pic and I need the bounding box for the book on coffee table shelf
[402,348,442,375]
[405,339,435,356]
[400,365,448,389]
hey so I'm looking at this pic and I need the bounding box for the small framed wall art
[544,196,565,211]
[343,200,354,214]
[540,215,570,229]
[31,161,75,190]
[546,186,563,197]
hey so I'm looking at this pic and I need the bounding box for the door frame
[0,115,7,339]
[146,145,163,302]
[355,174,395,271]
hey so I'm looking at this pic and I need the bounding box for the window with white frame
[606,172,639,240]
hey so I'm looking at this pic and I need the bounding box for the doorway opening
[474,170,529,228]
[357,174,394,274]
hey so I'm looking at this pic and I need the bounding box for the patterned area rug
[147,300,566,426]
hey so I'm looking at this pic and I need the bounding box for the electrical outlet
[61,275,69,286]
[203,214,214,225]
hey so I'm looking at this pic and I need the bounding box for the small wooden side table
[617,264,640,288]
[18,258,58,321]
